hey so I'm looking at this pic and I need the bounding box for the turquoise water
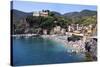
[12,37,85,66]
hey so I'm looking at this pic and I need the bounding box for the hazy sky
[12,1,97,14]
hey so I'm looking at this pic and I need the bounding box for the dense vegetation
[11,9,97,34]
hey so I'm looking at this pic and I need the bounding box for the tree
[40,16,55,29]
[80,15,97,26]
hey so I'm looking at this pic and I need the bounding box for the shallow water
[12,37,86,66]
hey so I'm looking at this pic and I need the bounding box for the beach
[41,34,86,53]
[12,32,97,55]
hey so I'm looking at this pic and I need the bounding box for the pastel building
[33,11,40,16]
[33,10,48,17]
[53,26,61,34]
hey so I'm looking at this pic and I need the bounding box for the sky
[12,1,97,14]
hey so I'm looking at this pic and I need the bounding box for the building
[33,11,40,16]
[33,10,48,17]
[53,26,61,34]
[40,11,48,17]
[43,29,47,35]
[61,28,66,35]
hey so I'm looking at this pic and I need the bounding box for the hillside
[11,9,97,34]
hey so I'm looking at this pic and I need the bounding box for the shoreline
[12,33,96,54]
[12,34,38,37]
[41,35,86,53]
[11,34,87,53]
